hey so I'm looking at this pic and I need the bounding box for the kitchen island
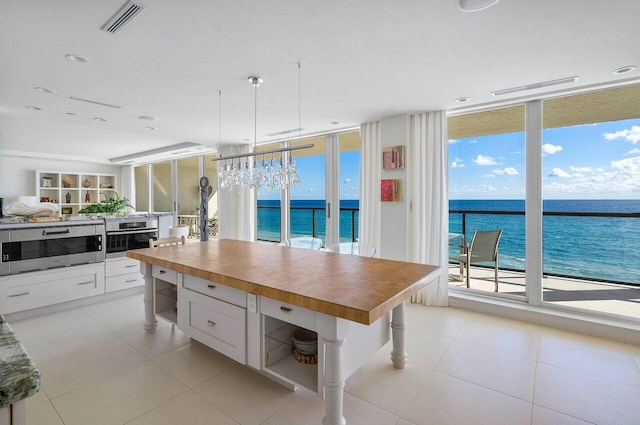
[128,239,440,425]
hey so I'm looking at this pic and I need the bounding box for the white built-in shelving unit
[36,170,116,216]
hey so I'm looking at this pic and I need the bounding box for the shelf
[36,170,117,217]
[157,308,177,324]
[264,349,317,392]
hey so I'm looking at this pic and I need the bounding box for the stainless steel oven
[0,220,105,276]
[105,217,158,258]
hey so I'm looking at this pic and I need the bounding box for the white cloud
[451,161,464,168]
[603,125,640,144]
[542,143,563,155]
[455,157,463,162]
[548,167,571,178]
[448,139,458,144]
[473,154,497,165]
[343,178,351,184]
[492,167,519,176]
[481,174,495,178]
[569,166,592,173]
[628,148,640,154]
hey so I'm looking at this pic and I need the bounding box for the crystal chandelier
[214,67,311,191]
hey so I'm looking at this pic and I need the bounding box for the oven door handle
[42,229,70,236]
[107,229,157,235]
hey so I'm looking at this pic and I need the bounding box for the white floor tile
[402,371,532,425]
[534,363,640,425]
[121,321,191,359]
[152,339,238,388]
[344,351,430,416]
[124,390,238,425]
[51,361,189,425]
[20,321,118,364]
[531,405,595,425]
[26,400,65,425]
[193,365,299,425]
[380,328,454,370]
[538,327,640,389]
[262,390,399,425]
[80,294,144,320]
[435,340,536,402]
[10,308,96,340]
[455,315,539,360]
[24,387,49,408]
[39,338,148,398]
[405,304,468,339]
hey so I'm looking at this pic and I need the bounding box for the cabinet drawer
[260,297,317,331]
[183,274,246,308]
[152,265,177,285]
[0,264,105,314]
[106,258,140,277]
[181,289,246,363]
[106,273,144,292]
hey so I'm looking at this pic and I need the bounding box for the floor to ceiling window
[448,105,527,299]
[289,136,326,242]
[204,155,219,237]
[134,164,149,213]
[339,131,361,242]
[152,161,173,214]
[541,84,640,319]
[256,141,284,242]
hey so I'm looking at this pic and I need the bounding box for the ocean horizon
[257,199,640,285]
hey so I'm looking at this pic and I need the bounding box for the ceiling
[1,0,639,164]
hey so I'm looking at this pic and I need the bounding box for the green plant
[78,192,133,214]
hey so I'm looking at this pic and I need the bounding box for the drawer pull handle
[9,291,30,297]
[207,320,216,327]
[78,281,94,285]
[207,284,216,289]
[125,265,137,268]
[280,306,292,313]
[159,270,166,274]
[125,279,138,283]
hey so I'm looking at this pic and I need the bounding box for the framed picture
[42,177,52,188]
[382,146,405,170]
[61,207,73,215]
[381,179,402,202]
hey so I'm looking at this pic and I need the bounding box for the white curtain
[358,121,382,255]
[120,165,135,210]
[217,144,255,241]
[409,111,449,306]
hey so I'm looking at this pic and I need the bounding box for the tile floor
[11,293,640,425]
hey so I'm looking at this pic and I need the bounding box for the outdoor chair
[449,230,502,292]
[279,237,323,250]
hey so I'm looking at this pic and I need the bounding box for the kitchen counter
[0,314,40,424]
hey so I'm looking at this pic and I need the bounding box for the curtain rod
[210,143,314,162]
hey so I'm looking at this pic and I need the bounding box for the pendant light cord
[218,90,222,158]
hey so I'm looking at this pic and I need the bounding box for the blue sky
[257,150,360,200]
[449,118,640,200]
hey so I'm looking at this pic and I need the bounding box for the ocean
[258,199,640,285]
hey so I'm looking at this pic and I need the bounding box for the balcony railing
[257,205,359,243]
[450,209,640,287]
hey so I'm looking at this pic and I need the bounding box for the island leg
[322,336,346,425]
[390,301,407,369]
[141,262,157,333]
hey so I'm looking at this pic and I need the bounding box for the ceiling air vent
[101,1,144,34]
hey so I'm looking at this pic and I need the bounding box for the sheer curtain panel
[409,111,449,306]
[358,121,382,255]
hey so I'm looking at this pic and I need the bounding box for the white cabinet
[105,257,143,293]
[152,265,178,324]
[0,263,105,314]
[36,170,116,216]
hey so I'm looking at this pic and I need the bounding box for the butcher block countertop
[127,239,440,325]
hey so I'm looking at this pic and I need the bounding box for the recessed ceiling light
[613,66,637,75]
[455,97,471,103]
[330,121,340,125]
[137,115,159,121]
[66,112,77,116]
[34,87,55,94]
[94,117,107,122]
[457,0,500,12]
[145,126,156,131]
[65,54,91,63]
[27,106,42,111]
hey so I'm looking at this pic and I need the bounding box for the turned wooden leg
[322,336,346,425]
[390,302,407,369]
[141,263,157,333]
